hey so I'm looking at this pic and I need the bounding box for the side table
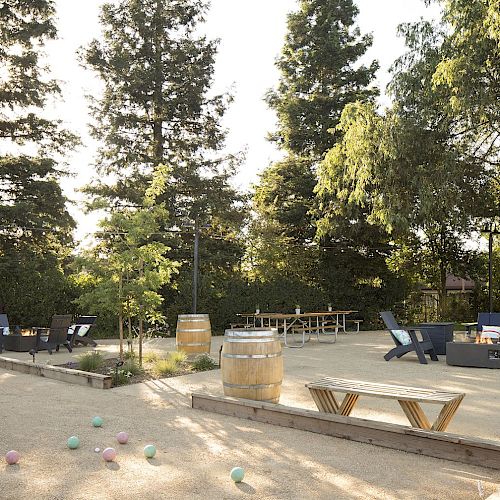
[419,322,454,355]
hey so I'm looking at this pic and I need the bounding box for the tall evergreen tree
[249,0,389,316]
[0,0,77,324]
[266,0,379,159]
[82,0,245,326]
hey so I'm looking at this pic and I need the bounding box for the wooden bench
[306,377,465,432]
[291,324,339,344]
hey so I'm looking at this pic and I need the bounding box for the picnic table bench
[291,323,339,344]
[306,377,465,432]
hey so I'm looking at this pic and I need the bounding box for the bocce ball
[230,467,245,483]
[102,447,117,462]
[92,416,103,427]
[143,444,156,458]
[116,432,129,444]
[5,450,20,465]
[67,436,80,449]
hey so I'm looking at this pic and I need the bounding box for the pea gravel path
[1,331,499,499]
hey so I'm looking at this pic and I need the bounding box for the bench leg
[398,400,431,429]
[338,393,359,416]
[316,327,337,343]
[309,388,340,413]
[431,396,464,432]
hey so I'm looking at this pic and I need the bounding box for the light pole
[484,222,500,313]
[192,220,199,314]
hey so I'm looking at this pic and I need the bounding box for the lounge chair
[0,313,8,353]
[464,312,500,339]
[68,316,97,348]
[380,311,438,365]
[35,314,73,355]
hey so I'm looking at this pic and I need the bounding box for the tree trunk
[138,259,144,366]
[118,273,124,360]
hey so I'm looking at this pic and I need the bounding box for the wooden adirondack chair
[68,316,97,348]
[0,313,8,354]
[380,311,438,365]
[35,314,73,355]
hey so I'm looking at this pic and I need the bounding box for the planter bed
[0,355,112,389]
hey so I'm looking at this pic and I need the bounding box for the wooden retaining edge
[0,356,112,389]
[192,393,500,470]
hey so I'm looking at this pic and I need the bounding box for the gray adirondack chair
[380,311,438,365]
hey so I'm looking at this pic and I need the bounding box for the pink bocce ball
[102,447,117,462]
[5,450,20,465]
[116,432,129,444]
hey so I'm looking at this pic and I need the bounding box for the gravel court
[0,331,499,499]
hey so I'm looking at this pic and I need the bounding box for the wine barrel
[221,328,283,403]
[176,314,211,354]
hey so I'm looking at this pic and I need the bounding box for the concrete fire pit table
[446,341,500,368]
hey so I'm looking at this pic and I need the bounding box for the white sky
[46,0,441,241]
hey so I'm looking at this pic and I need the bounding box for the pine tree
[0,0,78,324]
[82,0,245,325]
[249,0,385,315]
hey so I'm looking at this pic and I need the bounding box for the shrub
[78,351,104,372]
[112,369,132,386]
[192,353,217,371]
[123,350,136,360]
[122,359,143,376]
[143,351,159,363]
[153,358,179,377]
[168,350,187,364]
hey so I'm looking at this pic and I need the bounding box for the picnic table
[236,311,358,348]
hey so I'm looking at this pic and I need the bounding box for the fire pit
[446,335,500,368]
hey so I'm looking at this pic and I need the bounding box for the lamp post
[484,222,500,313]
[192,220,199,314]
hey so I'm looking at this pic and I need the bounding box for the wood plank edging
[0,356,112,389]
[191,393,500,470]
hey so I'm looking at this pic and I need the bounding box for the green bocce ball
[230,467,245,483]
[143,444,156,458]
[92,416,103,427]
[67,436,80,449]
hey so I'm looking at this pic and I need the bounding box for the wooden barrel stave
[221,328,283,403]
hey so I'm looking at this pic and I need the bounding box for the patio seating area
[1,329,499,498]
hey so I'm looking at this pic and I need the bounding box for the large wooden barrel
[221,328,283,403]
[176,314,211,354]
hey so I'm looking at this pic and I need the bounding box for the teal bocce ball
[143,444,156,458]
[230,467,245,483]
[92,416,103,427]
[67,436,80,449]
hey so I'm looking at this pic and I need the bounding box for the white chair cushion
[76,324,91,337]
[391,329,412,345]
[2,327,9,336]
[481,325,500,338]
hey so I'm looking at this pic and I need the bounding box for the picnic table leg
[431,396,464,432]
[398,400,431,430]
[338,393,359,416]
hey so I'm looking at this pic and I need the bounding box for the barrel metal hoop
[223,382,282,389]
[222,352,282,359]
[223,338,278,343]
[225,330,275,338]
[176,342,211,347]
[177,328,211,333]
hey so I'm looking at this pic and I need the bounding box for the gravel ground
[0,331,499,499]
